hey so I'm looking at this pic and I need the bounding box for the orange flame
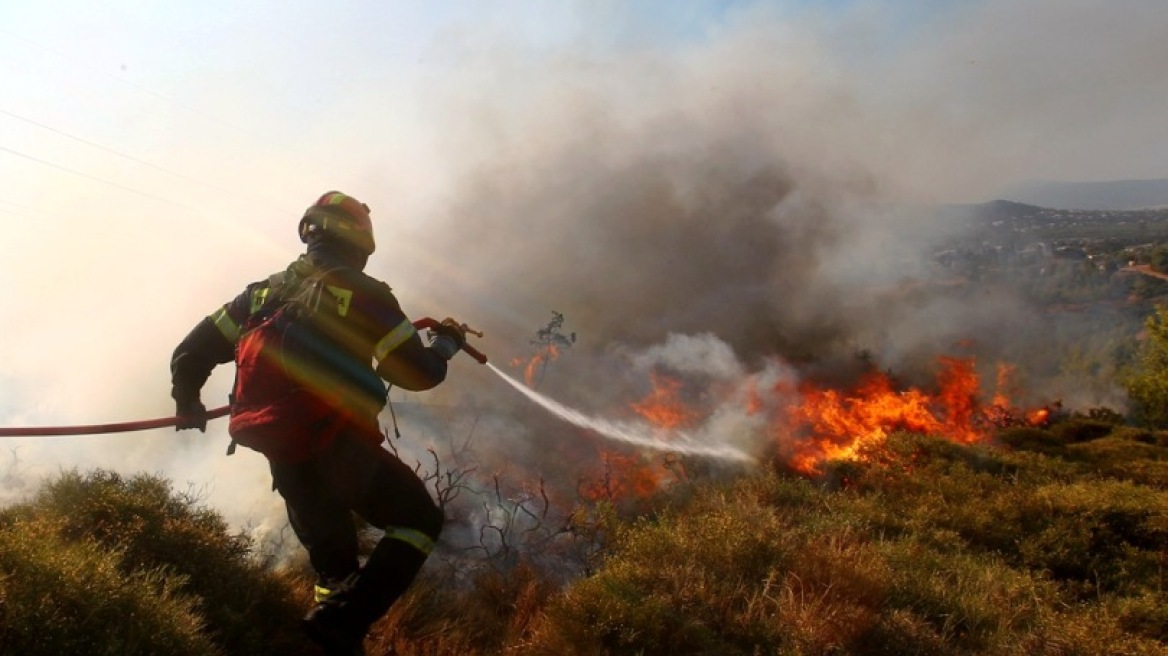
[575,353,1049,500]
[1027,408,1051,426]
[511,345,561,386]
[630,372,699,430]
[775,356,1021,475]
[783,372,945,474]
[581,451,670,501]
[991,362,1017,409]
[582,373,697,502]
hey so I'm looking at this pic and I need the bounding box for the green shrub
[0,517,216,656]
[517,462,1168,655]
[522,484,807,655]
[1107,591,1168,644]
[1066,437,1168,489]
[996,426,1067,455]
[1084,406,1127,425]
[0,470,312,655]
[1018,481,1168,594]
[880,539,1063,653]
[1052,419,1116,443]
[1108,426,1159,444]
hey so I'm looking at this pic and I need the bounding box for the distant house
[1053,247,1089,261]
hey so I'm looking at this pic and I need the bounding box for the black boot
[303,575,367,656]
[303,538,428,654]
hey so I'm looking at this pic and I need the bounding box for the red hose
[0,405,231,437]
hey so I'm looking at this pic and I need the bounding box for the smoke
[393,0,1164,404]
[396,31,954,382]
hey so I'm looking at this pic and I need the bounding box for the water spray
[487,363,756,463]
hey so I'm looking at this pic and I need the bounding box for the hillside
[943,199,1168,231]
[996,179,1168,211]
[2,420,1166,655]
[935,199,1168,257]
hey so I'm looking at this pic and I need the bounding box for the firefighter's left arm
[170,317,234,431]
[170,317,235,405]
[170,287,254,405]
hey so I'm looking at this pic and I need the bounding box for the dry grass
[1,421,1165,655]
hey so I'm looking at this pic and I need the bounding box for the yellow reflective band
[386,526,435,555]
[374,320,416,362]
[210,307,239,343]
[325,285,352,317]
[314,584,332,603]
[249,287,270,314]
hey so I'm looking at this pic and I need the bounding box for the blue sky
[0,0,1165,527]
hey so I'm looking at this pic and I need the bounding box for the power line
[0,27,370,188]
[0,107,293,215]
[0,142,201,213]
[0,142,290,258]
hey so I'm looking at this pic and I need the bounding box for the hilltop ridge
[995,178,1168,211]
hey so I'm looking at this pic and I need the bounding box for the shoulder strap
[276,262,350,318]
[247,271,292,316]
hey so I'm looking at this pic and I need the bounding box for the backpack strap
[228,270,292,457]
[249,271,292,316]
[278,264,349,319]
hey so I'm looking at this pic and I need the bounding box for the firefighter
[170,191,464,655]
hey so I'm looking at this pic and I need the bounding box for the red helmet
[299,191,375,255]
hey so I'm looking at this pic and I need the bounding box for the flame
[582,451,670,501]
[991,362,1017,409]
[582,373,697,501]
[774,356,1028,475]
[511,345,561,387]
[630,372,699,430]
[1027,408,1051,426]
[782,370,948,475]
[567,352,1050,501]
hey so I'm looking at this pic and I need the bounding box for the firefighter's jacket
[170,253,448,438]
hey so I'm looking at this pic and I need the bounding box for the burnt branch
[419,447,478,513]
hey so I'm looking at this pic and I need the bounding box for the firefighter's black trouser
[270,426,444,628]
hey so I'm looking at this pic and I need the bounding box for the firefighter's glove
[430,318,467,361]
[175,399,208,433]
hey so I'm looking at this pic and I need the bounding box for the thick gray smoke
[379,0,1164,409]
[401,79,983,394]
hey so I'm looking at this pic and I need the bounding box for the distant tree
[531,311,576,352]
[1122,305,1168,427]
[1152,245,1168,274]
[527,312,576,388]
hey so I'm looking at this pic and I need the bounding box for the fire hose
[0,317,486,438]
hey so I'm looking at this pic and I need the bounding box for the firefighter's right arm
[374,322,451,392]
[368,288,462,391]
